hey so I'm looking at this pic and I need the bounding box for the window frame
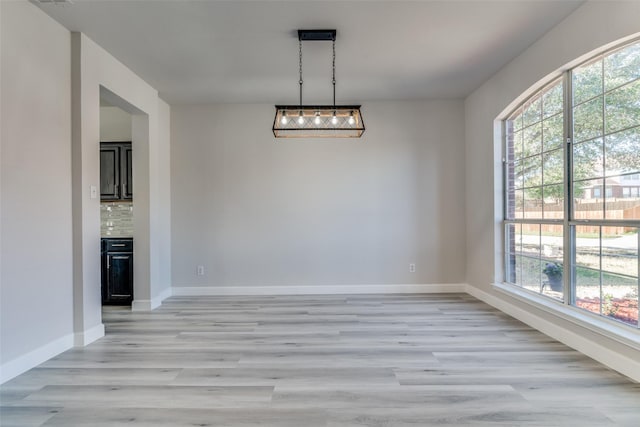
[502,76,568,301]
[501,38,640,329]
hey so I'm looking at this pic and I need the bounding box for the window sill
[492,282,640,352]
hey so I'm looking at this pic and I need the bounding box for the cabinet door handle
[107,257,110,269]
[112,244,126,247]
[112,256,129,260]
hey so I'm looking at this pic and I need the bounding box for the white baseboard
[132,287,172,312]
[466,284,640,383]
[132,299,157,311]
[157,286,173,303]
[172,283,467,296]
[0,333,74,384]
[74,323,105,347]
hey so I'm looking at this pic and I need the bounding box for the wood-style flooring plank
[1,293,638,426]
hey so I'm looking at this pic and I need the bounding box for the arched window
[503,39,640,328]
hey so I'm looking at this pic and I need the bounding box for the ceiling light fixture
[273,30,365,138]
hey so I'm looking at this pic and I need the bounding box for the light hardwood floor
[1,294,639,426]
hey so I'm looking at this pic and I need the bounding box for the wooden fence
[519,199,640,235]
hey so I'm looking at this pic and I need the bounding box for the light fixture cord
[332,38,336,108]
[299,38,303,108]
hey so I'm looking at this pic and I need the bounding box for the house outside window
[503,39,640,328]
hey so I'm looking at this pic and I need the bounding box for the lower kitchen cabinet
[102,238,133,305]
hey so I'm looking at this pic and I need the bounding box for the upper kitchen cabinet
[100,142,132,200]
[122,144,133,199]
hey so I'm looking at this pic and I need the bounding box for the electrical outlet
[409,263,416,273]
[197,265,205,276]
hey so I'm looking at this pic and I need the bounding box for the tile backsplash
[101,201,133,237]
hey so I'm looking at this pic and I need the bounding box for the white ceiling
[36,0,584,105]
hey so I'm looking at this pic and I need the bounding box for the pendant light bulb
[348,111,356,125]
[281,111,288,125]
[297,111,305,125]
[314,112,321,125]
[331,111,338,125]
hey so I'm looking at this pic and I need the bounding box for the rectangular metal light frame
[273,105,365,138]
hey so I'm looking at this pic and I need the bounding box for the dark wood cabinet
[100,146,120,199]
[102,238,133,305]
[100,142,132,200]
[122,145,133,199]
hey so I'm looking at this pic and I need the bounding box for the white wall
[464,1,640,380]
[0,0,74,381]
[156,99,172,298]
[171,101,466,293]
[100,106,132,141]
[0,1,171,383]
[72,32,172,330]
